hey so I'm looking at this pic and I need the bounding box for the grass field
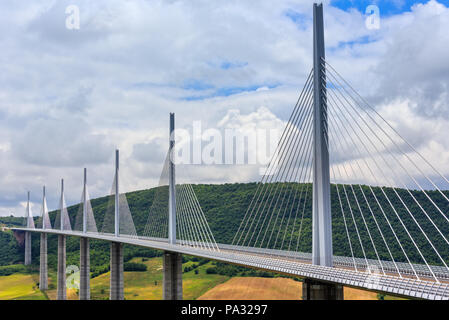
[0,257,403,300]
[0,273,47,300]
[198,277,303,300]
[198,277,402,300]
[89,257,230,300]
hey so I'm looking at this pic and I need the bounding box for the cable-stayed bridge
[9,3,449,300]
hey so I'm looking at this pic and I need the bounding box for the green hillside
[1,183,448,273]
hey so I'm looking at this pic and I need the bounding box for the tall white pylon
[26,191,35,229]
[41,186,51,230]
[58,179,72,231]
[115,150,119,237]
[312,2,333,267]
[83,168,87,234]
[168,113,176,245]
[74,168,98,233]
[60,179,64,231]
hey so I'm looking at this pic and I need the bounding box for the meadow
[0,256,401,300]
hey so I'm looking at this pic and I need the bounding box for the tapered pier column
[79,168,91,300]
[57,235,67,300]
[39,187,49,291]
[110,242,124,300]
[79,237,90,300]
[163,114,183,300]
[302,279,344,300]
[56,179,67,300]
[163,251,183,300]
[39,233,48,290]
[24,191,33,265]
[24,232,31,265]
[168,113,176,245]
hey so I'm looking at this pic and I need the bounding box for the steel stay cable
[187,184,219,251]
[273,128,314,250]
[260,110,315,248]
[251,101,314,248]
[328,112,401,276]
[324,62,449,223]
[326,77,445,280]
[184,184,216,251]
[328,102,413,278]
[243,89,314,247]
[327,92,423,280]
[240,83,314,247]
[233,70,314,245]
[330,164,358,272]
[182,184,210,250]
[323,59,449,191]
[328,124,386,275]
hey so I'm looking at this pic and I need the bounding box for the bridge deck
[11,227,449,300]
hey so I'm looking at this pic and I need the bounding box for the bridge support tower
[39,233,48,290]
[163,113,183,300]
[79,168,91,300]
[110,242,124,300]
[24,232,31,265]
[24,191,33,265]
[309,3,343,300]
[57,235,67,300]
[163,251,183,300]
[302,279,344,300]
[79,237,90,300]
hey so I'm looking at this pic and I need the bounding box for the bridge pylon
[39,186,48,291]
[308,2,343,300]
[168,113,176,245]
[80,168,91,300]
[312,2,332,269]
[57,179,67,300]
[24,191,32,265]
[110,151,124,300]
[115,150,120,237]
[164,113,183,300]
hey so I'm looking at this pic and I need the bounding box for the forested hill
[0,182,448,272]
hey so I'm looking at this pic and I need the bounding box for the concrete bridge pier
[163,251,183,300]
[302,279,344,300]
[39,233,48,290]
[110,242,124,300]
[57,235,67,300]
[79,237,90,300]
[24,231,31,265]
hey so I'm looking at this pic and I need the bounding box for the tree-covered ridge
[194,183,449,266]
[0,182,448,270]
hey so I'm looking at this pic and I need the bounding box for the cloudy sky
[1,0,449,217]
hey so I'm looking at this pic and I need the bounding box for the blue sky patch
[182,84,278,101]
[329,35,377,52]
[183,79,214,91]
[284,9,311,30]
[220,61,248,70]
[330,0,449,16]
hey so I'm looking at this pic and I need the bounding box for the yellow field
[0,259,401,300]
[0,274,46,300]
[198,277,302,300]
[198,277,384,300]
[89,257,229,300]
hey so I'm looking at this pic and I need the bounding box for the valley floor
[0,257,401,300]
